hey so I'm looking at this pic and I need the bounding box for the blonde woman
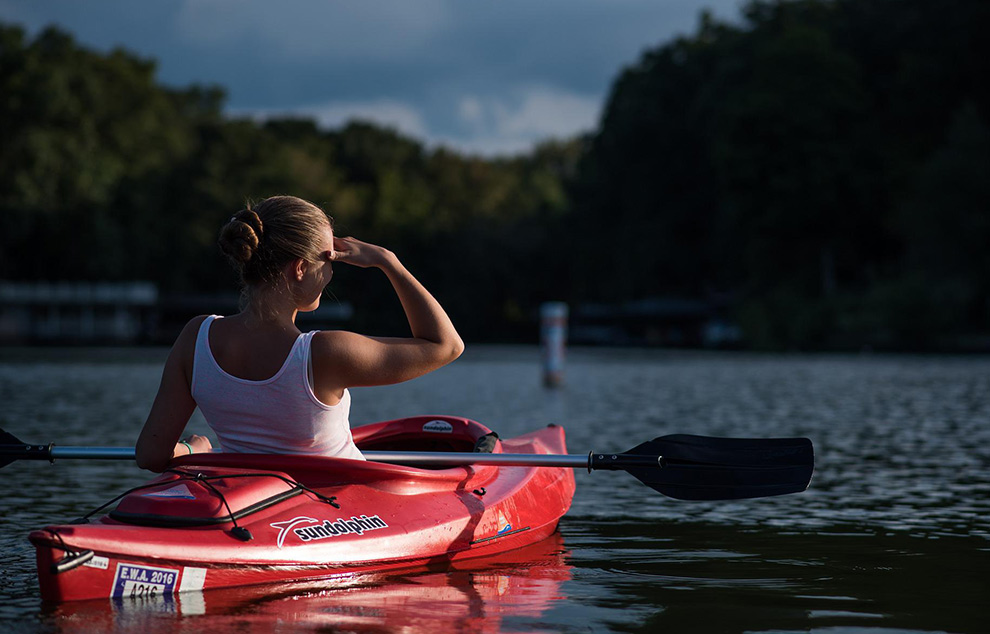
[136,196,463,471]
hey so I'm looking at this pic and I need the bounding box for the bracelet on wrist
[179,441,194,455]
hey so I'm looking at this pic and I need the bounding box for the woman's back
[206,314,317,383]
[191,315,363,459]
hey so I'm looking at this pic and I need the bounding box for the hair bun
[218,208,264,264]
[233,209,264,238]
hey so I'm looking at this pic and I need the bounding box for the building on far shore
[0,281,356,345]
[0,281,158,344]
[569,296,742,348]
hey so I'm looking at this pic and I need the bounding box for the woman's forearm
[380,254,464,357]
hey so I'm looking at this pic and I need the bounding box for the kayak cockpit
[167,415,502,493]
[105,417,504,529]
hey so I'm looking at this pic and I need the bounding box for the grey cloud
[3,0,742,154]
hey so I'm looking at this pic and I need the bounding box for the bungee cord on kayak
[70,470,342,531]
[33,469,339,574]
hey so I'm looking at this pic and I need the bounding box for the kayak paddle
[0,427,813,501]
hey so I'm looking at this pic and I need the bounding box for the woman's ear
[290,258,307,282]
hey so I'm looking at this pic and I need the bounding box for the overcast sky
[2,0,742,156]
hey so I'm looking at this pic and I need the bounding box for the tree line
[570,0,990,350]
[2,0,988,350]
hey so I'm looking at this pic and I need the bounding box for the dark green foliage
[0,23,578,342]
[570,0,990,349]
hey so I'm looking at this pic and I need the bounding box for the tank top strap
[192,315,220,390]
[300,329,319,355]
[299,329,319,391]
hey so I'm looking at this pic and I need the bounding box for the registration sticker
[83,555,109,570]
[111,563,180,600]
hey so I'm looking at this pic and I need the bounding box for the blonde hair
[218,196,331,291]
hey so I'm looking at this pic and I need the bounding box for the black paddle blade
[624,434,815,501]
[0,427,28,469]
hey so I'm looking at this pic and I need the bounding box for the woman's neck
[242,285,299,330]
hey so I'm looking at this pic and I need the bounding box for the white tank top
[190,315,364,460]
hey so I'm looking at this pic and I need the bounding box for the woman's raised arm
[313,237,464,390]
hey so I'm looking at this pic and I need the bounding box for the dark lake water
[2,346,989,633]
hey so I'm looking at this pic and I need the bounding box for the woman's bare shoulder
[177,315,212,343]
[311,329,385,375]
[171,315,213,363]
[311,329,359,355]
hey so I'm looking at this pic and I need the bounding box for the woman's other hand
[186,434,213,453]
[173,434,212,458]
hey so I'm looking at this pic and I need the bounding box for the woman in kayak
[135,195,464,471]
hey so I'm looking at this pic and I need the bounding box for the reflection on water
[40,534,571,634]
[2,346,990,632]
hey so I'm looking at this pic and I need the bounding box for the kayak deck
[30,416,576,602]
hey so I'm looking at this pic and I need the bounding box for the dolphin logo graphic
[270,516,319,548]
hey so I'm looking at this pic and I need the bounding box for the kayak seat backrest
[357,435,470,453]
[352,415,501,456]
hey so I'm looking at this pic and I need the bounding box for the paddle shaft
[1,429,814,500]
[365,451,662,470]
[0,443,662,471]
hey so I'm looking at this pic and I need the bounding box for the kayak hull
[30,416,575,603]
[45,533,573,629]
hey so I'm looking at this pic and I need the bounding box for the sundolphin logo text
[295,515,388,542]
[292,515,388,542]
[270,515,388,547]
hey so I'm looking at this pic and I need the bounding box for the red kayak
[30,416,576,603]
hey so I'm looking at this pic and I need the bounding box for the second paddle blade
[624,434,815,501]
[0,427,30,469]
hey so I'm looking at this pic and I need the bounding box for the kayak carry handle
[51,550,94,575]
